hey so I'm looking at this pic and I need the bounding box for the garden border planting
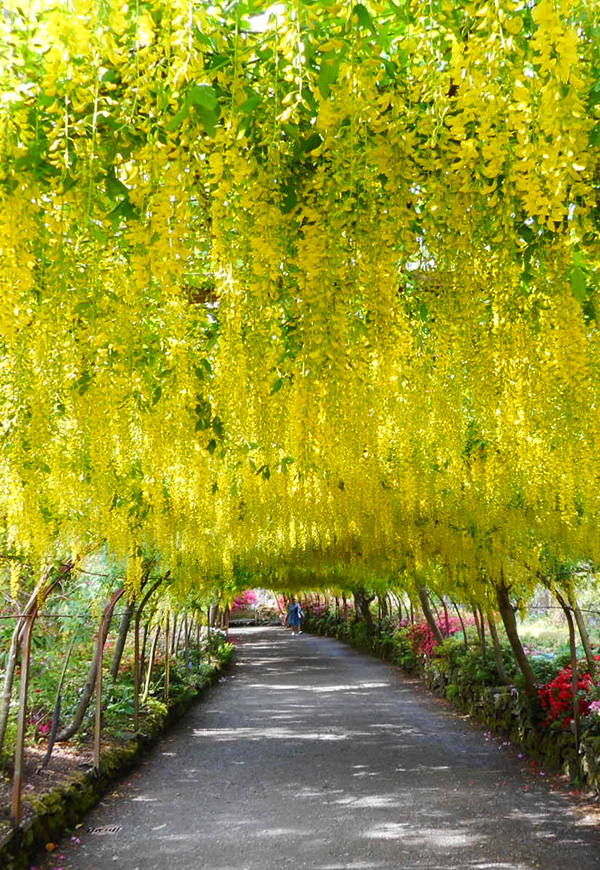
[0,646,234,870]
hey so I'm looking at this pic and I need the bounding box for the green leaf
[589,91,600,109]
[270,377,284,395]
[95,112,119,130]
[73,370,92,395]
[281,123,300,142]
[519,223,535,245]
[188,83,218,111]
[353,3,377,34]
[302,132,323,154]
[195,398,212,430]
[165,106,190,131]
[212,416,225,438]
[237,95,262,114]
[570,265,587,302]
[105,167,129,200]
[60,173,78,195]
[107,198,139,222]
[279,181,298,214]
[318,58,340,99]
[102,67,121,85]
[194,104,219,138]
[207,438,217,455]
[590,122,600,147]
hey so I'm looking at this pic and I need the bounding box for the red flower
[538,656,600,727]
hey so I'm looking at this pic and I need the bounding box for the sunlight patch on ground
[470,864,531,869]
[191,726,367,741]
[333,795,399,808]
[363,822,481,848]
[246,682,390,693]
[362,821,408,840]
[316,864,384,869]
[297,787,345,798]
[506,808,561,828]
[237,656,291,665]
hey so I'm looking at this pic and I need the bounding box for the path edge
[0,648,235,870]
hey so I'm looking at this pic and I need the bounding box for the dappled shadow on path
[36,626,600,870]
[191,627,600,870]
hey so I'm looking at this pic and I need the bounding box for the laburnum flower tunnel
[0,0,599,828]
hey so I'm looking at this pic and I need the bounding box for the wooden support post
[93,589,125,772]
[478,606,488,661]
[451,599,469,649]
[1,561,73,761]
[133,574,167,732]
[164,614,171,705]
[556,591,581,769]
[175,617,184,655]
[93,616,105,772]
[10,605,37,829]
[134,613,141,733]
[170,615,178,655]
[142,626,160,702]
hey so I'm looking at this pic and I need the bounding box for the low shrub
[538,656,600,730]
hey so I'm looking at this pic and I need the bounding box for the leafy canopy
[0,0,599,604]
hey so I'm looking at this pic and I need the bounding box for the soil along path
[38,627,600,870]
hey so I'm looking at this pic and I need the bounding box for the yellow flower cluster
[0,0,598,608]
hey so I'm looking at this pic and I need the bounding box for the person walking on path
[287,598,303,634]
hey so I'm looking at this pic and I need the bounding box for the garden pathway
[38,626,600,870]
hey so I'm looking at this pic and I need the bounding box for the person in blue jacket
[287,598,303,635]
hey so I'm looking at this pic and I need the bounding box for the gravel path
[38,626,600,870]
